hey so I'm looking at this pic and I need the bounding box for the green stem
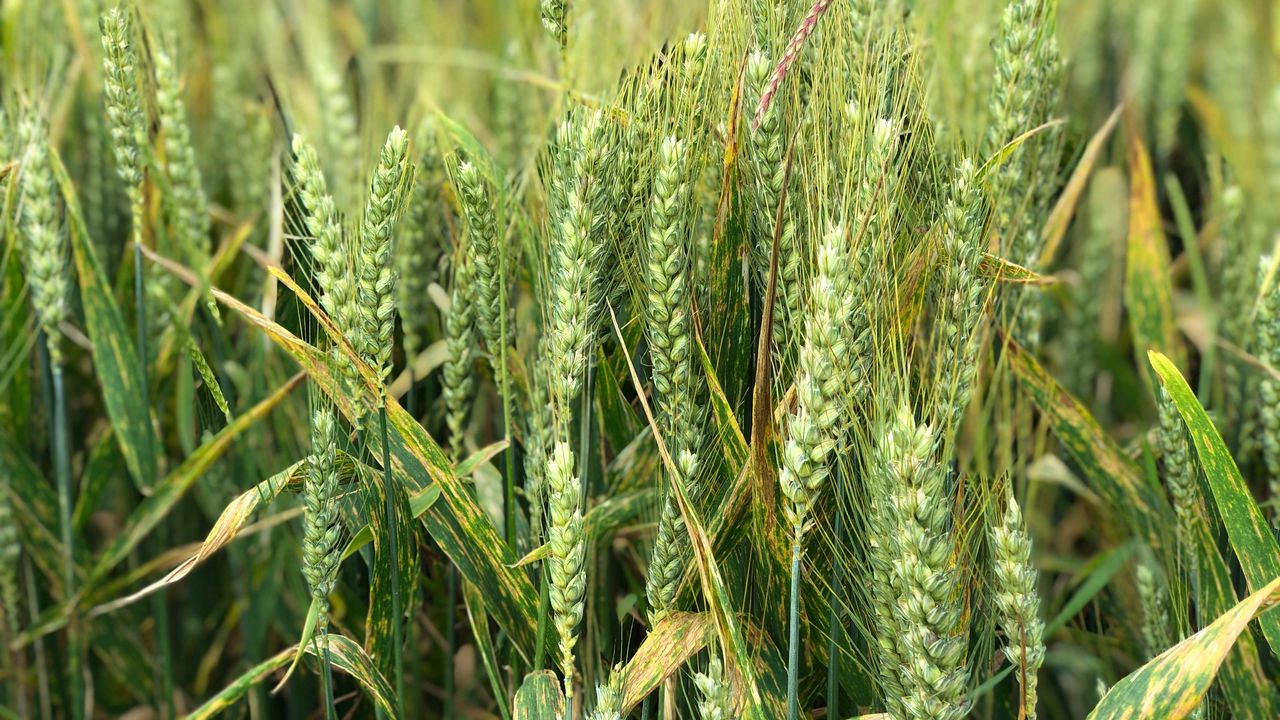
[445,566,457,719]
[786,535,802,720]
[50,354,80,720]
[378,405,406,708]
[826,476,843,717]
[319,628,337,720]
[534,567,550,671]
[25,556,51,720]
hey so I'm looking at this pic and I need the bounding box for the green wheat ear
[451,158,506,362]
[357,125,415,386]
[991,491,1045,720]
[302,407,342,629]
[546,441,586,706]
[18,113,69,366]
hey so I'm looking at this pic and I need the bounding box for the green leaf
[185,647,293,720]
[513,670,566,720]
[1150,350,1280,654]
[55,146,160,494]
[463,580,513,720]
[1089,575,1280,720]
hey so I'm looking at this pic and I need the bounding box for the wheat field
[1,0,1279,718]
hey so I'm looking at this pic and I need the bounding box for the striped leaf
[619,611,714,711]
[1011,341,1278,717]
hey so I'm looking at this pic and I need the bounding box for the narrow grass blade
[57,147,159,494]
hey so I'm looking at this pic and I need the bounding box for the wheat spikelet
[0,475,18,634]
[155,45,211,260]
[1255,258,1280,528]
[541,0,569,49]
[694,652,735,720]
[452,159,506,361]
[933,159,987,435]
[1157,387,1201,549]
[303,407,342,636]
[100,4,148,250]
[545,109,609,430]
[396,121,449,362]
[779,224,853,538]
[443,257,476,465]
[642,135,701,620]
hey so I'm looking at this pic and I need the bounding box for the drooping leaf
[86,371,305,586]
[619,611,714,712]
[1039,104,1124,265]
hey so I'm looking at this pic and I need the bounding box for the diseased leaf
[55,146,160,494]
[1150,350,1280,654]
[1039,104,1124,265]
[1007,339,1173,553]
[1124,125,1181,384]
[87,461,310,614]
[1089,576,1280,720]
[977,252,1054,285]
[513,670,566,720]
[619,611,714,711]
[1008,338,1277,717]
[87,371,305,586]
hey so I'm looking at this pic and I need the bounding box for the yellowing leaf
[1125,123,1181,384]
